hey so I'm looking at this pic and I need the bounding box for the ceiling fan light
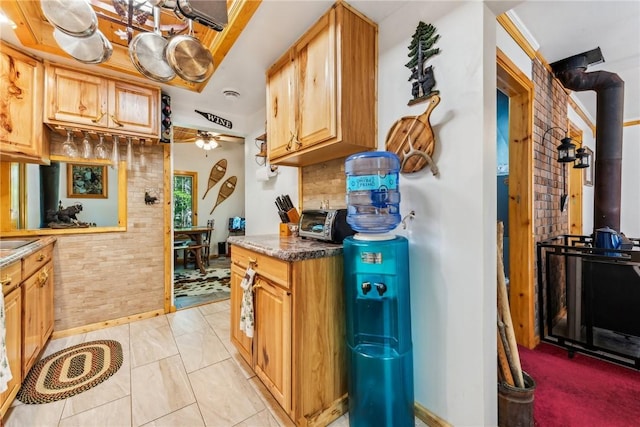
[195,134,205,148]
[208,138,219,150]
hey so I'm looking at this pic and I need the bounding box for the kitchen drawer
[23,244,53,280]
[231,245,290,288]
[1,261,22,296]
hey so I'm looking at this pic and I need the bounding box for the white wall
[621,126,640,237]
[242,108,299,236]
[378,2,497,425]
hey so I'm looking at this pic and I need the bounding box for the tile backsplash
[301,157,347,210]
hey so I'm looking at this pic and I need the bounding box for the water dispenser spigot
[361,281,372,295]
[375,282,387,296]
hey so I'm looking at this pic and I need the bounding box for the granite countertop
[0,236,57,268]
[227,234,344,262]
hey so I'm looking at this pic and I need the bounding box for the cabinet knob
[252,284,262,292]
[248,257,258,267]
[0,275,12,286]
[110,114,124,127]
[37,254,45,262]
[92,111,106,123]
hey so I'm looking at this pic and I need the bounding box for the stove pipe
[550,47,624,233]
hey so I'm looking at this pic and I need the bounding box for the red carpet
[518,342,640,426]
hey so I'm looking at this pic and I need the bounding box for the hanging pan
[41,0,98,38]
[146,0,178,10]
[128,6,176,82]
[164,19,213,83]
[53,28,113,64]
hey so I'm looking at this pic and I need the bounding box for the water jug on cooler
[343,151,414,427]
[345,151,401,233]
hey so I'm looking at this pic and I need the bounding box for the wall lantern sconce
[573,147,590,169]
[557,136,576,163]
[543,126,590,169]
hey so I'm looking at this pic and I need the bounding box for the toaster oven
[298,209,355,243]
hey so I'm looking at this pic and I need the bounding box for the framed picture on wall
[67,164,108,198]
[584,147,594,187]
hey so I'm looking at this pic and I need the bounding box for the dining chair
[173,239,189,266]
[202,219,214,266]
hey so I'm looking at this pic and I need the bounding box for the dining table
[174,226,213,274]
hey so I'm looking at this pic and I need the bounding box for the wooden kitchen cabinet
[22,258,53,378]
[0,262,22,417]
[21,265,42,376]
[230,263,253,365]
[0,240,55,418]
[266,2,377,167]
[230,244,346,426]
[45,64,160,139]
[0,43,48,164]
[253,276,292,413]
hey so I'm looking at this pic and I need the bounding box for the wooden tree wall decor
[406,22,441,106]
[386,95,440,175]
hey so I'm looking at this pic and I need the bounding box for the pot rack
[44,0,215,83]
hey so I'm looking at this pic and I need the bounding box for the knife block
[279,223,292,237]
[287,208,300,223]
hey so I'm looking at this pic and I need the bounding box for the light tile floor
[5,300,427,427]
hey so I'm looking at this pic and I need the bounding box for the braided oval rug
[17,340,123,404]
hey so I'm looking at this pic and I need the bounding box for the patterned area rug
[174,267,231,299]
[17,340,123,404]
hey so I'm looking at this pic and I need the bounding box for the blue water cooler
[344,152,414,427]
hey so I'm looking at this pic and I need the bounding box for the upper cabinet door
[266,52,296,160]
[45,66,109,127]
[0,44,46,163]
[266,2,377,167]
[109,80,159,136]
[295,12,336,148]
[44,64,161,139]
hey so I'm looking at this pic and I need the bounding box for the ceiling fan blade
[213,134,245,143]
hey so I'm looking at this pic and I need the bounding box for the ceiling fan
[172,126,245,148]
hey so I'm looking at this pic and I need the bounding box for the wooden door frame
[497,49,536,348]
[567,122,584,236]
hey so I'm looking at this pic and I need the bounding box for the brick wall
[49,132,165,331]
[532,59,570,323]
[532,59,570,242]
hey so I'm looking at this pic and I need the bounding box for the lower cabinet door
[230,263,253,365]
[39,262,54,345]
[254,277,291,413]
[21,271,41,378]
[0,287,22,417]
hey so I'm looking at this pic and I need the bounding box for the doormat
[174,267,231,298]
[17,340,123,404]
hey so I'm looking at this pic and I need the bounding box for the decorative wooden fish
[385,94,440,174]
[202,159,227,200]
[210,176,237,214]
